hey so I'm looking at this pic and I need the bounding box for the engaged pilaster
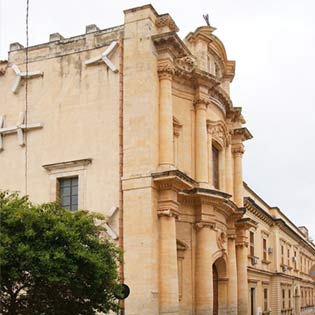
[232,143,244,207]
[227,231,238,315]
[235,219,257,315]
[194,86,209,186]
[158,60,176,170]
[153,171,194,315]
[195,221,216,315]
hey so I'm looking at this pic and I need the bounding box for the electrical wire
[24,0,29,195]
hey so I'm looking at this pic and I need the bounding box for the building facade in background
[0,4,314,315]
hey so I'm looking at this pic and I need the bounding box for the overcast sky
[1,0,314,237]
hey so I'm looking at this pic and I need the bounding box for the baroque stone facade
[0,4,314,315]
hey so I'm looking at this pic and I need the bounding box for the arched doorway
[212,256,227,315]
[294,286,301,315]
[213,265,219,315]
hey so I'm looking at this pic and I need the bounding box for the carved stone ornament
[158,208,179,219]
[216,230,227,249]
[157,60,176,80]
[207,120,230,147]
[155,14,179,32]
[0,60,8,76]
[195,221,216,230]
[231,143,244,155]
[174,56,196,73]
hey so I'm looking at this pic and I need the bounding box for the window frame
[42,158,91,210]
[58,176,79,211]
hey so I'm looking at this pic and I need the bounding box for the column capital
[231,143,244,155]
[158,60,175,80]
[193,99,209,110]
[158,208,179,219]
[195,221,216,230]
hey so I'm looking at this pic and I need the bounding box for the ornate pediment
[207,120,230,147]
[174,56,196,73]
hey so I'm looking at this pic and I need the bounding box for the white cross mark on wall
[104,206,119,240]
[85,41,119,73]
[0,112,43,151]
[11,63,44,94]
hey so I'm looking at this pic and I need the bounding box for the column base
[195,305,213,315]
[198,182,212,189]
[159,305,179,315]
[157,163,176,172]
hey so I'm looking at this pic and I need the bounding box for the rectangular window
[288,289,291,308]
[287,248,290,266]
[212,146,219,189]
[58,177,78,211]
[263,288,268,311]
[263,238,267,261]
[281,245,284,265]
[294,251,297,269]
[282,289,286,309]
[250,231,255,257]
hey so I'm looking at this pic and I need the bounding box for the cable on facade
[24,0,30,195]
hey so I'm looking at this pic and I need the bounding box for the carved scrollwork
[231,143,244,155]
[158,208,179,219]
[207,120,230,147]
[174,56,196,73]
[156,14,179,32]
[195,221,216,230]
[157,60,176,80]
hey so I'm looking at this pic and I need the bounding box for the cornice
[232,127,253,142]
[152,32,192,59]
[245,197,315,255]
[179,187,242,220]
[42,158,92,172]
[155,14,179,32]
[244,197,274,226]
[152,169,197,191]
[211,85,233,115]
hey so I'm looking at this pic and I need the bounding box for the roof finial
[203,14,210,27]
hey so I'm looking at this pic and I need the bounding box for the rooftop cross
[0,112,43,151]
[203,14,211,27]
[85,40,119,72]
[11,63,43,93]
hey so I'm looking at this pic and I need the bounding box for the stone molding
[158,208,179,219]
[195,221,216,230]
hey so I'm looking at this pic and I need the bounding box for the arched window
[212,145,219,189]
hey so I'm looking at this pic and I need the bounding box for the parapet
[8,24,124,64]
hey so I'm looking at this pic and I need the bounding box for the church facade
[0,4,314,315]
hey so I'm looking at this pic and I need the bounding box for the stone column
[232,143,244,207]
[236,243,248,315]
[158,189,180,315]
[195,222,216,315]
[227,235,238,315]
[208,134,213,186]
[225,144,233,196]
[158,62,175,170]
[195,99,208,185]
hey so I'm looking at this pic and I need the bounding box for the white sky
[1,0,314,237]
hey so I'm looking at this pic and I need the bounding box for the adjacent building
[0,4,314,315]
